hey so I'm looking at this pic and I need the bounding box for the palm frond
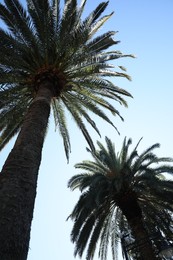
[4,0,35,45]
[99,209,114,260]
[52,99,71,160]
[73,213,96,257]
[68,173,91,191]
[89,12,114,38]
[87,31,117,53]
[62,97,95,152]
[132,143,160,173]
[119,137,132,165]
[59,0,78,38]
[75,161,108,176]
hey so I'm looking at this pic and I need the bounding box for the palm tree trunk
[119,194,157,260]
[127,216,157,260]
[0,82,53,260]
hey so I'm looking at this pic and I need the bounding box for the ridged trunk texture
[127,216,157,260]
[0,82,53,260]
[118,193,157,260]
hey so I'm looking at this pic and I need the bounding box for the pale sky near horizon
[0,0,173,259]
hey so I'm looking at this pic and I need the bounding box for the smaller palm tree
[68,137,173,260]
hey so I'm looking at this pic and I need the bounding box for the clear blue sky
[0,0,173,259]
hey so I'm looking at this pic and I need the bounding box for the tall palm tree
[0,0,133,259]
[68,137,173,260]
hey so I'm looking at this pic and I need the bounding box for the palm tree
[68,137,173,260]
[0,0,133,259]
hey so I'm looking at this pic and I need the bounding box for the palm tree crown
[68,137,173,260]
[0,0,133,159]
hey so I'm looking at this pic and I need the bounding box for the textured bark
[127,216,157,260]
[0,82,53,260]
[118,193,157,260]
